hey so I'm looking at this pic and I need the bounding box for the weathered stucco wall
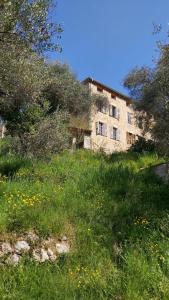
[88,82,144,153]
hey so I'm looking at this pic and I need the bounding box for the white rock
[15,240,30,253]
[56,242,70,254]
[47,248,54,257]
[41,249,49,262]
[33,248,49,263]
[0,251,4,257]
[49,255,57,262]
[7,254,20,266]
[47,248,57,261]
[26,231,39,242]
[32,249,41,262]
[1,242,13,254]
[61,235,68,241]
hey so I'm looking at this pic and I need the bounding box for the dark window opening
[97,86,103,93]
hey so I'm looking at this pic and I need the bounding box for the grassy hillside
[0,149,169,299]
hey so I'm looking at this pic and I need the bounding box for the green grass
[0,149,168,299]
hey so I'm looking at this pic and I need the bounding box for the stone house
[70,77,146,153]
[0,78,148,153]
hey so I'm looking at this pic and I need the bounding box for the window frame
[110,126,121,141]
[109,105,120,120]
[96,122,107,137]
[126,132,135,145]
[97,103,107,114]
[127,112,132,125]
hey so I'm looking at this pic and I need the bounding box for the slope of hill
[0,150,168,299]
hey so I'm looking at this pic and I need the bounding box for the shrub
[12,110,71,158]
[130,136,155,153]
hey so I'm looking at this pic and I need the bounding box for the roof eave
[82,77,132,103]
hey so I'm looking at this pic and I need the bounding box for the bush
[130,136,155,153]
[0,137,14,156]
[12,110,71,158]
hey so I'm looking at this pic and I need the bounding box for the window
[126,132,135,145]
[97,86,103,93]
[110,127,120,141]
[109,105,120,120]
[111,94,116,99]
[97,103,107,114]
[96,122,107,136]
[127,112,132,125]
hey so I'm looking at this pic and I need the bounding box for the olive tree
[124,36,169,155]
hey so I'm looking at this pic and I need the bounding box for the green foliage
[0,0,62,117]
[124,33,169,155]
[1,1,106,157]
[0,0,62,53]
[0,150,168,298]
[0,1,71,158]
[0,59,103,157]
[130,136,155,153]
[2,100,71,158]
[13,110,70,158]
[0,0,97,158]
[44,63,96,115]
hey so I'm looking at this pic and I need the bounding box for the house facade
[0,78,147,153]
[71,78,146,153]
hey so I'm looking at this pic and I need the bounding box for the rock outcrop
[0,232,70,266]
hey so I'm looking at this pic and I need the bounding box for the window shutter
[117,109,120,120]
[110,126,113,139]
[113,127,116,140]
[101,124,104,136]
[102,123,106,136]
[109,105,112,116]
[96,122,99,135]
[114,107,117,119]
[117,129,121,141]
[104,124,107,136]
[103,105,107,114]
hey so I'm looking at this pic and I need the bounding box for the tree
[0,48,48,120]
[0,1,106,157]
[0,0,63,121]
[0,0,67,157]
[12,108,70,158]
[124,36,169,155]
[0,0,63,54]
[2,61,107,157]
[44,63,99,115]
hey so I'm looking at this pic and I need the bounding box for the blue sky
[52,0,169,95]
